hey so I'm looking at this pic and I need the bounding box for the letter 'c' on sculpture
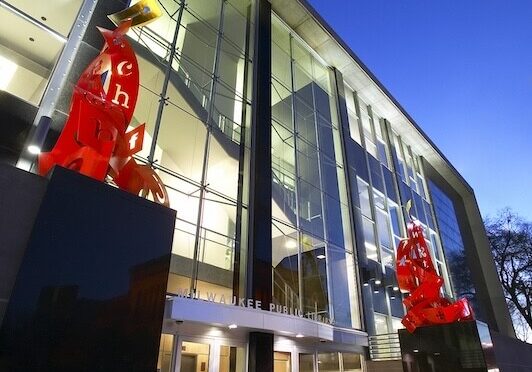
[38,3,169,207]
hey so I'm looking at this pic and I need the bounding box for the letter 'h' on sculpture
[38,1,169,207]
[395,201,474,333]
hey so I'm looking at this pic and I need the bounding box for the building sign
[172,289,331,324]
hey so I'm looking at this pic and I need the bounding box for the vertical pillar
[246,0,271,309]
[247,0,272,370]
[248,332,274,372]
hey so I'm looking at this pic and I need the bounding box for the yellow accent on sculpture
[108,0,162,27]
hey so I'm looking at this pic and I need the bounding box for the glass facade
[429,181,483,319]
[271,15,360,328]
[119,0,255,300]
[1,0,511,369]
[342,83,458,334]
[4,0,462,336]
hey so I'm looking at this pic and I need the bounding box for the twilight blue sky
[308,0,532,221]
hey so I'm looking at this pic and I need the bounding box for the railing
[128,25,242,144]
[369,332,402,361]
[131,19,303,219]
[272,268,299,311]
[271,168,297,215]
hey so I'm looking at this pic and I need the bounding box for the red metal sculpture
[396,210,474,333]
[38,19,169,207]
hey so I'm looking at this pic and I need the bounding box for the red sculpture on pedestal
[396,209,474,333]
[38,19,169,207]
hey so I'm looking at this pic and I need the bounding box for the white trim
[167,297,368,347]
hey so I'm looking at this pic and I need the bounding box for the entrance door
[180,341,210,372]
[274,351,291,372]
[180,355,196,372]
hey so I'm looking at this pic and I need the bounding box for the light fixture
[393,286,399,291]
[413,349,419,353]
[295,333,304,338]
[0,55,17,90]
[27,145,41,155]
[316,254,326,259]
[390,295,396,300]
[363,282,369,287]
[0,1,67,43]
[373,289,379,294]
[228,324,237,329]
[374,279,381,285]
[285,239,297,249]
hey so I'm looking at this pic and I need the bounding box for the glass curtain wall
[343,83,456,334]
[271,14,360,328]
[429,181,479,313]
[125,0,254,299]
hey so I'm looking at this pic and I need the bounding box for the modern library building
[0,0,530,371]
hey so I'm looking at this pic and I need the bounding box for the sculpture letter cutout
[38,18,169,207]
[396,216,474,333]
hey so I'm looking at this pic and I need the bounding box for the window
[357,178,372,219]
[358,102,378,158]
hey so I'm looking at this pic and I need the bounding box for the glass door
[179,341,210,372]
[299,353,315,372]
[157,334,175,372]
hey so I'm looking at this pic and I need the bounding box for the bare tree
[485,209,532,342]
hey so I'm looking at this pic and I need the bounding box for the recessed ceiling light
[228,324,237,329]
[28,145,41,155]
[316,254,326,259]
[374,279,381,285]
[393,286,399,291]
[363,282,369,287]
[373,289,379,294]
[413,349,419,353]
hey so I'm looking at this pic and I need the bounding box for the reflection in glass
[374,313,389,334]
[357,179,372,218]
[301,235,329,321]
[270,14,359,328]
[299,353,314,372]
[272,221,299,311]
[363,218,378,262]
[317,352,340,371]
[342,353,362,372]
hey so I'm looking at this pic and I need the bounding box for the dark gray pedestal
[0,166,175,371]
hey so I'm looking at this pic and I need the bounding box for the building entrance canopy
[164,296,367,351]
